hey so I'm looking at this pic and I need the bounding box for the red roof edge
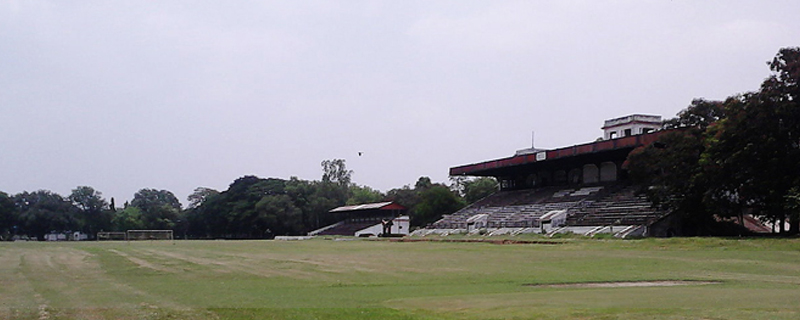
[450,131,668,176]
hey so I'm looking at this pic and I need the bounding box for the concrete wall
[355,216,410,237]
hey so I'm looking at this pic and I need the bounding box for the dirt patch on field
[525,280,720,288]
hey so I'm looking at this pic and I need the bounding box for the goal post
[126,230,174,241]
[97,231,127,241]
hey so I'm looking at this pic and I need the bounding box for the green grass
[1,237,799,319]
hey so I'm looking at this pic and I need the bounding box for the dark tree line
[625,47,800,235]
[0,186,181,241]
[185,161,497,239]
[1,159,498,240]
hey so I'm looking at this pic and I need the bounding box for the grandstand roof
[450,131,667,177]
[329,201,407,213]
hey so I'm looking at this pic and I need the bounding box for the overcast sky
[1,1,798,206]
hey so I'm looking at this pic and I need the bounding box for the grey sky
[1,1,798,206]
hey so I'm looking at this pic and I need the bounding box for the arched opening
[554,170,567,185]
[583,164,599,184]
[600,162,618,182]
[526,174,538,188]
[538,171,552,186]
[568,168,582,185]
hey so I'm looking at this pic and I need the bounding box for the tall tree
[624,127,715,235]
[414,177,432,191]
[0,191,17,240]
[786,187,800,231]
[463,177,499,204]
[111,206,145,231]
[284,177,322,230]
[317,160,352,225]
[385,186,419,211]
[625,48,800,235]
[254,194,303,237]
[321,159,352,187]
[386,177,468,227]
[701,48,800,234]
[347,185,384,205]
[188,176,299,238]
[413,184,466,227]
[186,187,219,209]
[130,189,182,230]
[69,186,112,236]
[13,190,78,240]
[663,99,726,130]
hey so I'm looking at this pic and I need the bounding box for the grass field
[1,236,799,320]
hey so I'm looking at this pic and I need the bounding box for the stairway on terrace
[430,185,609,229]
[315,220,379,236]
[565,186,664,227]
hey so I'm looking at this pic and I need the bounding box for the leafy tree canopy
[69,186,112,234]
[13,190,78,239]
[321,159,352,187]
[0,191,16,238]
[414,184,466,227]
[112,206,145,232]
[186,187,219,209]
[626,47,800,235]
[347,185,385,205]
[130,189,182,230]
[463,177,499,204]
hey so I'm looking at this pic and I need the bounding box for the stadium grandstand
[415,114,679,238]
[309,202,409,237]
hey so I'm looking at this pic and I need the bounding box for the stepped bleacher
[425,183,666,236]
[565,186,663,226]
[315,220,380,236]
[430,185,607,229]
[441,115,679,237]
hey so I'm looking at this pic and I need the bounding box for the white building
[602,114,662,140]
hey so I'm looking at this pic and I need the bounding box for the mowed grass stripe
[7,245,163,319]
[1,237,799,320]
[0,248,40,319]
[389,285,800,320]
